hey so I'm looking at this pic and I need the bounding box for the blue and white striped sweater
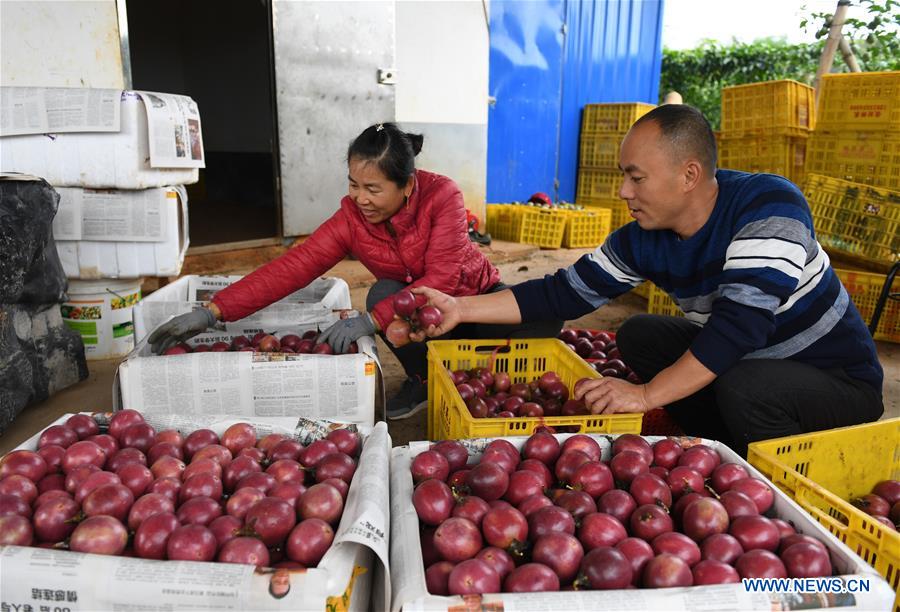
[511,170,883,392]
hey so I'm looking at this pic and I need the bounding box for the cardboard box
[0,91,199,189]
[390,435,894,611]
[54,186,189,279]
[0,413,391,612]
[133,275,352,343]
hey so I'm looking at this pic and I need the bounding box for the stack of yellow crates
[718,80,816,186]
[803,72,900,266]
[806,71,900,192]
[576,103,655,230]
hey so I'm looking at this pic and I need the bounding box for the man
[414,104,883,456]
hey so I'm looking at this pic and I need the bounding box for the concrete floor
[2,245,898,453]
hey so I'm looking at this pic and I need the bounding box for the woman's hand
[148,308,218,354]
[574,377,654,415]
[409,287,462,340]
[317,313,376,353]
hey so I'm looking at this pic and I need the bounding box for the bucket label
[62,287,141,359]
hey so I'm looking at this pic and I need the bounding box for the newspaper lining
[135,91,205,169]
[117,334,379,426]
[0,87,121,136]
[53,187,173,242]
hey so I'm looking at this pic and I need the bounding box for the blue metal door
[487,0,566,203]
[487,0,664,203]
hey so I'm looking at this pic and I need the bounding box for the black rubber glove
[148,308,217,355]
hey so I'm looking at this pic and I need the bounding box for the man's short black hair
[632,104,717,175]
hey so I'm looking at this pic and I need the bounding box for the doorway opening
[126,0,280,249]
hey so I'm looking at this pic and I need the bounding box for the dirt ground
[2,245,897,453]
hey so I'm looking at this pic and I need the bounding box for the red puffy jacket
[211,170,500,330]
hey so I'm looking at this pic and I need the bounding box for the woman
[149,123,562,419]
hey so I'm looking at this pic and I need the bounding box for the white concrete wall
[0,0,124,88]
[395,0,489,220]
[395,0,489,125]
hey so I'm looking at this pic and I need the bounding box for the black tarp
[0,176,88,432]
[0,175,68,303]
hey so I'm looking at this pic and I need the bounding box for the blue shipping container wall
[487,0,664,203]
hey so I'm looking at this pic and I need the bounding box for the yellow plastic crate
[581,102,655,135]
[748,419,900,612]
[561,208,611,248]
[835,268,900,343]
[580,198,633,230]
[647,285,683,317]
[485,204,566,249]
[804,174,900,264]
[721,80,816,135]
[577,168,623,201]
[633,281,650,299]
[805,131,900,192]
[817,71,900,131]
[580,133,624,168]
[426,338,643,440]
[718,131,809,186]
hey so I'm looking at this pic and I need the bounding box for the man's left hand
[574,377,654,415]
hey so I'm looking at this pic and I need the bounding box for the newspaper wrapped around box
[0,88,202,189]
[132,275,352,343]
[0,174,68,304]
[0,413,392,612]
[390,434,894,612]
[115,324,382,427]
[53,186,189,279]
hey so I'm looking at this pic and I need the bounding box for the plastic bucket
[61,279,142,360]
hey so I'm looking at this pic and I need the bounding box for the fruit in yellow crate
[852,493,890,517]
[872,480,900,506]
